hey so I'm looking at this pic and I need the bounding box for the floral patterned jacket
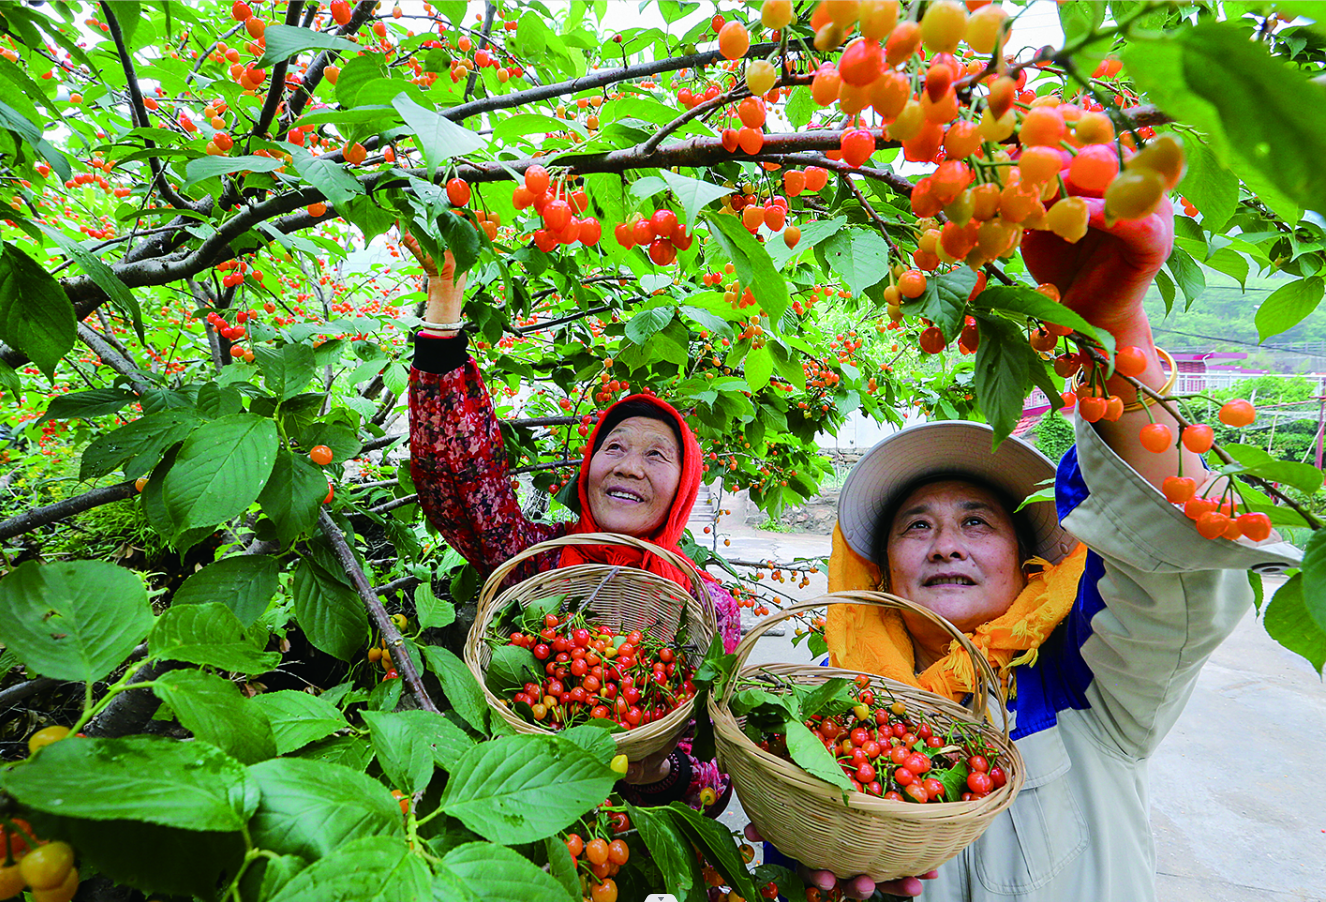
[409,334,741,814]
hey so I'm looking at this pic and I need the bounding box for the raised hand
[398,225,466,328]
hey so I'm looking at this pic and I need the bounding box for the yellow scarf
[825,523,1087,702]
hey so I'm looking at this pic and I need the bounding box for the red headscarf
[559,394,708,591]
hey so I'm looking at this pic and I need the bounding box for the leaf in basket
[729,687,792,719]
[797,678,854,720]
[627,804,704,902]
[693,633,735,691]
[664,803,760,902]
[935,759,970,803]
[782,716,853,793]
[519,595,565,633]
[485,644,541,695]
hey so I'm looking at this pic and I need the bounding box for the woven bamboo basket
[709,591,1024,882]
[464,532,717,760]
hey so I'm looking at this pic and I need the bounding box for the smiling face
[885,479,1027,661]
[585,416,683,538]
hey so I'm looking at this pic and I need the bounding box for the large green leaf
[781,716,852,792]
[1164,246,1206,309]
[818,229,891,297]
[183,154,285,187]
[247,758,405,861]
[438,842,578,902]
[628,804,703,902]
[35,223,144,342]
[360,710,460,796]
[0,560,152,682]
[1181,139,1239,231]
[78,409,200,481]
[705,212,789,321]
[1221,443,1324,495]
[768,215,846,270]
[971,285,1100,339]
[1263,574,1326,675]
[1121,21,1326,221]
[257,23,360,65]
[254,343,318,401]
[421,645,489,734]
[659,169,730,226]
[38,387,138,425]
[258,449,328,547]
[439,734,617,844]
[266,835,432,902]
[413,579,456,630]
[292,556,367,661]
[171,554,281,627]
[1298,530,1326,636]
[625,306,674,344]
[392,95,485,177]
[162,413,278,538]
[3,736,259,831]
[151,669,277,764]
[664,802,761,901]
[1254,275,1324,342]
[745,344,773,392]
[0,240,75,377]
[252,689,349,755]
[971,314,1057,446]
[904,267,981,341]
[149,602,282,674]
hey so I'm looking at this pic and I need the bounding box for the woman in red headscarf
[403,238,741,812]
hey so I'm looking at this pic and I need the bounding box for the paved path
[702,523,1326,902]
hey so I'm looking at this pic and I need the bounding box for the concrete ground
[701,522,1326,902]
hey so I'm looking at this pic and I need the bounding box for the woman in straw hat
[402,236,740,813]
[760,191,1301,900]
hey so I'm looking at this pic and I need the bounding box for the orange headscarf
[559,394,707,590]
[824,523,1087,702]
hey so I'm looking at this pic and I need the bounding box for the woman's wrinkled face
[586,416,682,538]
[886,480,1026,653]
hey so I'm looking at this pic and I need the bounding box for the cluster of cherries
[498,611,696,730]
[1,820,78,902]
[761,676,1007,803]
[611,207,695,266]
[508,166,605,253]
[563,799,635,902]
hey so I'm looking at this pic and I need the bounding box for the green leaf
[1181,139,1238,231]
[258,23,360,65]
[545,835,581,902]
[258,449,328,547]
[361,709,442,797]
[183,154,285,188]
[768,216,846,270]
[625,306,675,344]
[151,669,277,764]
[172,554,280,627]
[485,643,540,696]
[659,169,730,226]
[1164,245,1206,309]
[1121,21,1326,222]
[413,579,456,630]
[971,285,1100,339]
[1298,530,1326,635]
[0,240,75,378]
[818,229,891,297]
[439,734,617,844]
[785,85,814,130]
[162,413,278,538]
[971,314,1052,446]
[904,267,980,341]
[149,602,282,674]
[745,344,773,392]
[35,223,144,342]
[247,758,405,861]
[664,802,760,901]
[440,842,578,902]
[1249,570,1265,615]
[0,560,152,682]
[392,94,486,178]
[39,387,137,425]
[1254,276,1324,342]
[292,556,368,661]
[782,716,852,792]
[266,834,430,902]
[1206,247,1249,290]
[3,735,258,831]
[287,144,364,207]
[628,805,702,902]
[252,689,350,755]
[705,212,789,321]
[421,645,489,734]
[1221,443,1324,495]
[254,343,318,401]
[799,678,853,719]
[935,758,971,803]
[78,409,200,481]
[292,734,376,772]
[334,53,388,108]
[1263,574,1326,675]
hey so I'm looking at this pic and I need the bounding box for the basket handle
[475,532,710,622]
[721,591,1011,741]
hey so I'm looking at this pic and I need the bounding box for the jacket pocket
[974,728,1088,895]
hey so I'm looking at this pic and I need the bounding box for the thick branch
[318,510,439,712]
[462,2,497,104]
[0,481,137,542]
[77,322,152,393]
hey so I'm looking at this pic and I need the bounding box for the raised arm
[1022,193,1208,492]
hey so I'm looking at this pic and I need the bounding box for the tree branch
[0,481,137,542]
[462,2,497,104]
[318,510,439,712]
[76,322,152,393]
[251,1,305,140]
